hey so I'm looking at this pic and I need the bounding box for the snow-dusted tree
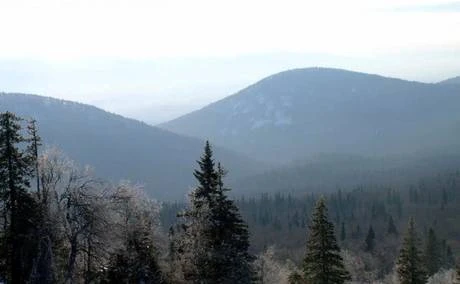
[426,269,456,284]
[177,141,255,283]
[302,198,351,284]
[254,246,299,284]
[341,249,378,283]
[27,124,58,284]
[35,148,112,283]
[397,218,427,284]
[104,183,165,283]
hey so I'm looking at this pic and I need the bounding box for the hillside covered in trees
[161,68,460,163]
[1,111,460,283]
[0,93,264,200]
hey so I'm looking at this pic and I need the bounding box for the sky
[0,0,459,124]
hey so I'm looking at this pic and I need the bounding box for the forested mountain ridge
[0,93,264,200]
[161,68,460,163]
[233,152,460,195]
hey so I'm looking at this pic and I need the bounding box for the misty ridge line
[2,55,460,124]
[2,66,460,201]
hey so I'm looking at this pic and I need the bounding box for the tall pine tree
[340,222,346,242]
[178,141,254,283]
[364,225,375,252]
[302,198,351,284]
[387,215,398,235]
[397,218,427,284]
[424,228,441,277]
[0,112,38,283]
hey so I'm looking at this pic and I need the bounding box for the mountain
[161,68,460,163]
[439,76,460,86]
[0,93,263,200]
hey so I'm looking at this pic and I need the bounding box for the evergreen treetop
[303,198,351,284]
[178,141,255,283]
[0,112,39,284]
[424,227,441,276]
[387,215,398,235]
[365,225,375,252]
[192,140,218,202]
[397,218,427,284]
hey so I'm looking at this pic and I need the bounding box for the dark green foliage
[178,142,255,283]
[105,228,164,284]
[352,224,361,239]
[288,271,308,284]
[424,228,441,276]
[0,112,39,283]
[441,243,455,269]
[340,222,346,242]
[302,198,351,284]
[397,218,427,284]
[387,215,398,235]
[192,141,218,203]
[105,252,131,283]
[365,225,375,252]
[26,119,41,193]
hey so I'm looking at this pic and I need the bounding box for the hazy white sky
[0,0,459,123]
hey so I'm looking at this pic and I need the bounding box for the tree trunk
[65,237,78,284]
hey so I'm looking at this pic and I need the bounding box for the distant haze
[0,0,459,123]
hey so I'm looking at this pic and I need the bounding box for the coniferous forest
[0,111,460,283]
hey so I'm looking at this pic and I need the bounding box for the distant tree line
[162,151,460,282]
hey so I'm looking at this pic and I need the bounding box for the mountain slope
[439,76,460,85]
[233,152,460,195]
[0,93,263,200]
[161,68,460,162]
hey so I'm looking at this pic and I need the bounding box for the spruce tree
[364,225,375,252]
[397,218,427,284]
[387,215,398,235]
[340,222,346,242]
[211,162,255,283]
[424,228,441,276]
[26,119,54,283]
[178,141,254,283]
[26,119,41,194]
[302,198,351,284]
[443,244,455,269]
[0,112,38,284]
